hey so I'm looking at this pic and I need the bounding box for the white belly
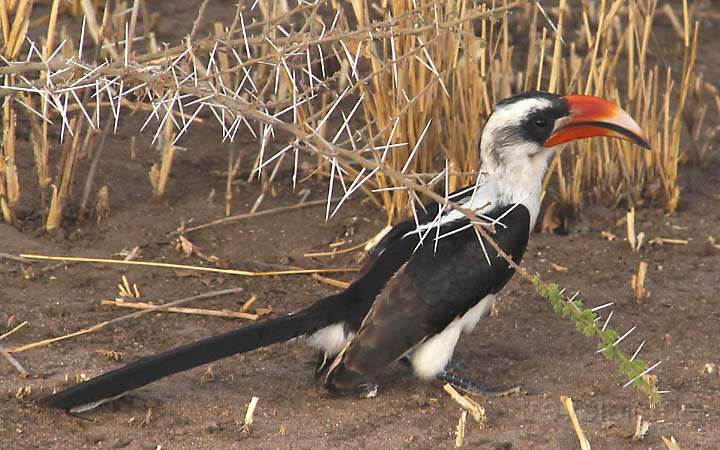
[409,294,495,379]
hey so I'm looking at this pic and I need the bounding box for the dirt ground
[2,2,720,449]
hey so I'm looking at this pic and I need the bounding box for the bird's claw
[356,382,378,399]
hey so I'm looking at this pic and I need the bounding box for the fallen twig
[20,253,359,277]
[304,240,368,258]
[0,252,33,264]
[101,299,265,320]
[0,342,28,377]
[649,237,689,245]
[311,273,350,289]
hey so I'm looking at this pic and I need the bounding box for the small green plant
[532,275,661,404]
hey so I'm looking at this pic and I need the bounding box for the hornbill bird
[42,91,649,412]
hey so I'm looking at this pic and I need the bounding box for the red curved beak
[543,95,650,149]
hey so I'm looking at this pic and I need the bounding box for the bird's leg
[437,370,526,397]
[443,359,468,373]
[314,351,330,379]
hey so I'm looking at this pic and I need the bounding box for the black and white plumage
[41,91,649,412]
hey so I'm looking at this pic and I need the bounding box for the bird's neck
[481,155,552,228]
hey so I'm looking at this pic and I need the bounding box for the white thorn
[623,361,662,388]
[591,302,614,312]
[630,340,646,361]
[597,326,636,353]
[602,310,614,331]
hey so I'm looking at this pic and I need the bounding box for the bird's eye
[535,119,547,128]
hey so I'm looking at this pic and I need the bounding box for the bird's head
[480,91,649,175]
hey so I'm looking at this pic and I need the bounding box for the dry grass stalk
[239,294,257,313]
[642,374,658,409]
[347,0,706,221]
[1,0,705,226]
[23,93,51,213]
[79,0,118,59]
[241,396,260,433]
[94,185,110,223]
[649,237,688,246]
[311,273,350,289]
[0,0,29,193]
[1,86,19,225]
[559,396,591,450]
[304,240,367,258]
[626,208,644,252]
[150,119,177,200]
[661,436,682,450]
[443,383,486,425]
[632,415,650,440]
[117,274,139,299]
[46,118,87,230]
[709,237,720,251]
[0,251,33,263]
[631,261,648,303]
[8,321,108,353]
[455,410,467,448]
[19,253,359,277]
[601,230,617,241]
[0,320,28,341]
[548,1,701,214]
[101,299,264,321]
[7,287,246,353]
[4,0,32,59]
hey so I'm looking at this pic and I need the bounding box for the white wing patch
[307,324,354,356]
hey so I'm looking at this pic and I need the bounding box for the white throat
[478,138,555,228]
[411,146,552,237]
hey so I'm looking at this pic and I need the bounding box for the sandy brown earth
[2,1,720,449]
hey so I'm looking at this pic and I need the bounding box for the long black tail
[41,295,343,411]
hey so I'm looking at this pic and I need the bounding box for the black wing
[332,186,473,331]
[327,203,531,390]
[365,184,478,260]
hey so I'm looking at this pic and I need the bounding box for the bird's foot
[356,382,379,399]
[444,360,469,373]
[402,358,467,373]
[437,371,527,397]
